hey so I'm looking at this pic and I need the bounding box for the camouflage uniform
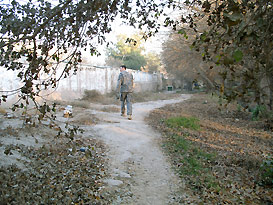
[116,70,134,116]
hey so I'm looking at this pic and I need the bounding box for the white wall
[0,64,163,102]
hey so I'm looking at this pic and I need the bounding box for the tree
[105,33,147,70]
[105,33,162,71]
[161,29,219,90]
[175,0,273,109]
[144,52,162,73]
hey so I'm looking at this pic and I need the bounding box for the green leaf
[232,49,243,62]
[178,29,186,35]
[178,29,188,39]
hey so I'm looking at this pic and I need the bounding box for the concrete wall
[0,64,163,101]
[55,65,163,100]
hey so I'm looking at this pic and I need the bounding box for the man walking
[116,65,134,120]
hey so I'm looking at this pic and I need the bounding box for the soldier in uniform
[116,65,134,120]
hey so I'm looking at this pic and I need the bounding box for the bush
[81,90,103,101]
[260,156,273,187]
[252,105,273,121]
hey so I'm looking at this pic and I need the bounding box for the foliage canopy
[105,33,162,71]
[105,34,147,70]
[164,0,273,109]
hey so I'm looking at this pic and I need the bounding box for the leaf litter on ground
[0,103,116,204]
[146,93,273,204]
[0,135,113,204]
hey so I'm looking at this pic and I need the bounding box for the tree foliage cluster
[163,0,273,110]
[105,33,161,72]
[105,34,146,70]
[161,30,219,90]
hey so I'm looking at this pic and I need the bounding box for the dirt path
[91,94,191,204]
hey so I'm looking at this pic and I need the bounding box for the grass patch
[165,116,200,130]
[159,114,221,198]
[162,116,215,183]
[162,132,219,192]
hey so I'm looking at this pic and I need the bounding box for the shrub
[260,156,273,187]
[81,90,103,101]
[252,105,273,121]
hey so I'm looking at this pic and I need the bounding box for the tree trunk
[195,63,216,90]
[268,76,273,110]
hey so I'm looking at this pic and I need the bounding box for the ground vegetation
[146,93,273,203]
